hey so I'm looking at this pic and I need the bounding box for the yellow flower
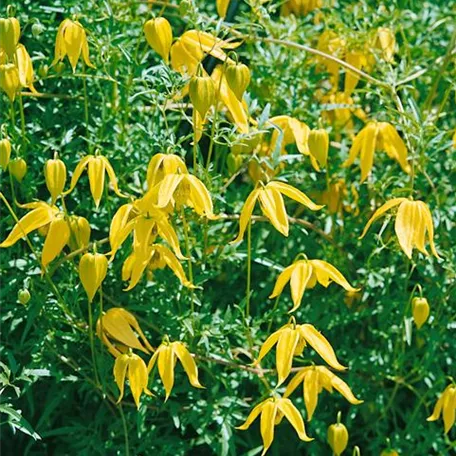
[146,153,188,188]
[281,0,323,17]
[225,61,251,101]
[269,116,319,170]
[147,340,204,400]
[360,198,440,259]
[284,366,363,421]
[255,319,346,385]
[53,19,95,72]
[237,396,312,455]
[79,252,108,302]
[44,157,67,204]
[97,307,154,357]
[427,384,456,433]
[8,157,27,182]
[327,418,349,456]
[216,0,231,17]
[343,121,410,182]
[153,172,217,219]
[308,128,329,168]
[0,62,20,101]
[189,73,216,119]
[0,137,11,170]
[0,201,70,267]
[122,244,193,291]
[231,181,323,243]
[0,17,20,59]
[65,155,125,208]
[143,17,173,64]
[316,30,346,88]
[270,258,359,312]
[109,200,184,260]
[114,353,153,409]
[320,92,366,132]
[412,297,430,329]
[344,50,369,96]
[67,215,91,250]
[375,27,396,63]
[16,44,37,93]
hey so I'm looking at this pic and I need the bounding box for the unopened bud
[144,18,173,64]
[9,157,27,182]
[44,157,67,203]
[412,297,430,329]
[308,128,329,167]
[189,74,215,119]
[225,61,250,101]
[18,288,31,305]
[0,138,12,170]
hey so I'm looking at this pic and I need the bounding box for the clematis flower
[53,19,95,72]
[320,91,366,132]
[268,116,319,170]
[143,17,172,64]
[114,353,153,409]
[327,418,349,456]
[343,121,410,182]
[109,199,184,260]
[427,384,456,433]
[281,0,322,17]
[344,50,370,96]
[237,396,312,455]
[65,155,125,208]
[15,44,38,93]
[255,319,346,385]
[316,30,346,88]
[360,198,440,259]
[284,366,363,421]
[375,27,396,63]
[231,181,323,243]
[270,258,359,312]
[121,244,193,291]
[79,252,108,302]
[153,172,218,219]
[147,339,204,400]
[216,0,231,17]
[97,307,154,357]
[0,202,70,267]
[0,17,20,59]
[0,62,20,101]
[146,153,188,189]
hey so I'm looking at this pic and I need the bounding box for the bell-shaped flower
[122,244,193,291]
[114,353,152,409]
[97,307,154,357]
[231,181,323,243]
[147,339,204,400]
[216,0,231,17]
[237,396,312,455]
[269,116,319,170]
[343,121,410,182]
[0,17,20,59]
[255,319,346,385]
[15,44,38,93]
[65,155,125,208]
[344,50,370,96]
[0,202,70,267]
[146,153,188,189]
[143,17,173,64]
[284,366,363,421]
[67,215,91,250]
[53,19,95,72]
[412,297,430,329]
[0,62,20,101]
[427,384,456,433]
[327,418,349,456]
[375,27,396,63]
[0,137,11,170]
[79,252,108,302]
[270,257,359,312]
[316,30,346,88]
[360,198,440,259]
[44,157,67,204]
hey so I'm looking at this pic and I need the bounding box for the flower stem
[18,93,26,155]
[87,297,100,387]
[82,67,90,144]
[119,404,130,456]
[246,220,252,319]
[181,208,195,314]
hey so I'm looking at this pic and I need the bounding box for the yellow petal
[157,174,184,208]
[173,342,204,389]
[162,246,193,287]
[65,155,92,196]
[303,369,319,421]
[443,388,456,433]
[260,400,278,456]
[289,261,313,312]
[276,327,300,385]
[359,198,406,239]
[101,156,124,198]
[269,264,295,299]
[114,354,130,403]
[128,354,151,409]
[52,20,68,65]
[41,216,70,267]
[156,217,185,260]
[79,252,108,302]
[267,181,323,211]
[255,329,281,366]
[87,157,106,208]
[258,187,289,236]
[109,204,135,257]
[277,398,313,441]
[318,366,363,405]
[230,188,261,244]
[310,260,359,292]
[187,175,217,219]
[343,129,363,167]
[236,400,266,430]
[394,200,420,259]
[158,345,175,400]
[417,201,440,259]
[288,118,311,156]
[379,123,410,173]
[300,324,346,371]
[283,368,309,398]
[359,122,378,183]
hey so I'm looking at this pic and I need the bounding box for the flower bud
[18,288,31,305]
[44,157,67,203]
[0,63,20,101]
[380,450,399,456]
[226,152,243,174]
[0,17,20,59]
[9,157,27,182]
[79,252,108,302]
[31,22,44,38]
[143,18,173,64]
[16,44,36,90]
[67,215,91,251]
[225,62,250,101]
[308,128,329,167]
[189,74,215,119]
[0,138,12,170]
[216,0,231,18]
[38,64,48,78]
[412,297,430,329]
[328,420,349,456]
[179,0,192,15]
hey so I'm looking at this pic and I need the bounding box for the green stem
[82,72,90,142]
[246,220,252,319]
[87,298,100,387]
[119,404,130,456]
[267,295,280,333]
[181,208,194,314]
[18,93,26,155]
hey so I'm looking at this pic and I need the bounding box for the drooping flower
[147,339,204,400]
[97,307,154,357]
[360,198,440,259]
[308,128,329,168]
[343,121,410,182]
[344,50,370,96]
[412,297,430,329]
[327,416,349,456]
[0,202,70,267]
[316,30,346,88]
[0,17,20,59]
[270,258,359,312]
[65,155,125,208]
[15,44,37,93]
[79,252,108,302]
[121,244,193,291]
[375,27,396,63]
[0,62,20,101]
[114,353,153,408]
[284,366,363,421]
[8,157,27,182]
[44,157,67,204]
[281,0,323,17]
[216,0,231,18]
[143,18,173,64]
[67,215,91,250]
[0,137,11,170]
[225,61,251,101]
[53,19,95,72]
[427,384,456,433]
[231,181,323,243]
[189,73,216,119]
[255,319,346,385]
[237,396,312,455]
[146,153,188,188]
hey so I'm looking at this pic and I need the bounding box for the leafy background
[1,0,455,455]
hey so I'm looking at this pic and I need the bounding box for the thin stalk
[267,295,281,333]
[246,220,252,319]
[18,94,26,155]
[87,297,100,387]
[82,70,90,142]
[181,208,195,314]
[206,74,224,172]
[119,404,130,456]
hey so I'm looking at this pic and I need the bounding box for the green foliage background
[1,0,455,455]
